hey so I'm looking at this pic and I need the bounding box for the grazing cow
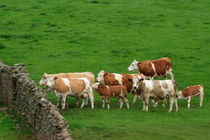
[92,83,129,109]
[39,72,95,107]
[42,76,94,110]
[178,85,204,108]
[96,70,143,105]
[128,57,174,80]
[130,76,178,112]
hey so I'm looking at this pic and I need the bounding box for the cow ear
[54,76,58,80]
[104,72,108,76]
[138,62,141,64]
[128,79,133,82]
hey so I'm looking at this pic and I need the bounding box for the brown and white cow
[128,57,174,80]
[92,83,129,109]
[178,85,204,108]
[39,72,95,107]
[130,76,178,112]
[40,76,94,110]
[96,70,143,105]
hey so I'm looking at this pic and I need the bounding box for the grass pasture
[0,0,210,139]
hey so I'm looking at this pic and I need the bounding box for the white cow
[130,77,178,112]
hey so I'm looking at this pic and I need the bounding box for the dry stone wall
[0,62,71,140]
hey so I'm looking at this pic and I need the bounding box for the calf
[39,72,95,107]
[96,70,143,105]
[44,76,94,110]
[130,77,178,112]
[92,83,129,109]
[128,57,174,80]
[178,85,204,108]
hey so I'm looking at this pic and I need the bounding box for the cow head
[92,83,100,89]
[45,76,57,88]
[152,99,158,108]
[129,76,144,90]
[128,60,139,72]
[178,91,184,99]
[39,73,50,86]
[96,70,105,83]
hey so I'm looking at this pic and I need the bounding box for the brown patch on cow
[95,84,127,98]
[137,57,172,77]
[181,85,203,97]
[103,72,142,93]
[138,61,155,77]
[162,82,168,89]
[151,81,164,98]
[54,78,69,94]
[137,80,146,94]
[104,73,120,85]
[152,57,172,76]
[69,78,86,94]
[121,74,134,92]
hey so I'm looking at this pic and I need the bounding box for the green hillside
[0,0,210,139]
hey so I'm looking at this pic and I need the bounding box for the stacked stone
[0,61,71,140]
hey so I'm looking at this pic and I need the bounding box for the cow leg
[169,69,174,80]
[54,90,61,108]
[168,97,174,112]
[61,94,67,110]
[174,97,178,112]
[152,99,158,108]
[57,95,62,108]
[102,98,105,109]
[187,96,191,108]
[107,98,110,109]
[162,98,166,108]
[85,97,89,106]
[80,99,85,108]
[119,97,123,109]
[88,89,94,109]
[132,93,137,105]
[200,94,204,107]
[75,97,80,108]
[124,96,129,109]
[145,96,149,112]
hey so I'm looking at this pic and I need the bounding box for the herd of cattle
[39,57,204,112]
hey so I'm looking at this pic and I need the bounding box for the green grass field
[0,0,210,139]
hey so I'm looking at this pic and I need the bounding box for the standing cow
[43,76,94,110]
[96,70,143,105]
[128,57,174,80]
[178,85,204,108]
[130,76,178,112]
[92,83,129,109]
[39,72,95,108]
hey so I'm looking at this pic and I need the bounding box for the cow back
[181,85,203,97]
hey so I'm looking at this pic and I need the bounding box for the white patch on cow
[62,78,70,87]
[46,77,55,88]
[96,70,105,83]
[151,62,157,77]
[78,77,90,93]
[128,60,139,72]
[92,83,100,89]
[144,80,153,91]
[113,73,123,85]
[61,78,73,96]
[132,76,139,89]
